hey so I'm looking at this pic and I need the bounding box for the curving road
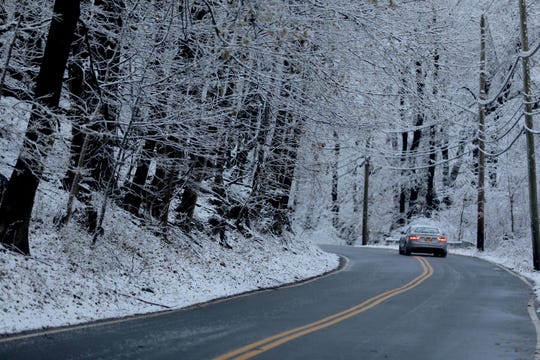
[0,246,538,359]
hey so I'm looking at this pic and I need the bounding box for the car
[399,224,447,257]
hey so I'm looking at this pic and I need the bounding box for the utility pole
[518,0,540,270]
[362,154,370,246]
[477,14,486,251]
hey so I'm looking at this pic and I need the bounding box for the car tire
[440,251,447,258]
[404,247,411,256]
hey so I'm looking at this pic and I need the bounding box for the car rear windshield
[413,226,440,234]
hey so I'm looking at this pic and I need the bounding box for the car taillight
[409,235,420,241]
[437,237,447,242]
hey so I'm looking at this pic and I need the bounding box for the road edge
[0,255,348,343]
[495,263,540,360]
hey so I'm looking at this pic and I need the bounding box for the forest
[1,0,540,267]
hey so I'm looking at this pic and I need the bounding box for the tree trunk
[441,136,450,206]
[250,99,272,212]
[58,25,100,232]
[122,134,157,216]
[397,74,408,226]
[177,155,207,228]
[86,0,124,191]
[147,140,181,220]
[331,130,340,229]
[266,111,301,235]
[426,126,437,215]
[408,60,425,219]
[64,0,124,192]
[0,0,80,254]
[273,116,301,234]
[63,22,87,191]
[426,45,440,215]
[399,131,408,221]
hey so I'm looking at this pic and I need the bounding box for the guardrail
[384,237,400,245]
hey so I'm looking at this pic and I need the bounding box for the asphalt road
[0,246,538,360]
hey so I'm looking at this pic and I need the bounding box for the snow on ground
[0,187,339,335]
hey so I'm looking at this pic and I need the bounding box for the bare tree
[0,0,81,254]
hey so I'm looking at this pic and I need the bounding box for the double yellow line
[215,256,433,360]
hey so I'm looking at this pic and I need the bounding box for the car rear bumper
[406,242,447,253]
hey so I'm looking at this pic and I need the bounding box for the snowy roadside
[0,192,339,335]
[0,235,339,336]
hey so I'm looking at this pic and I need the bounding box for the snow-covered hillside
[0,190,339,334]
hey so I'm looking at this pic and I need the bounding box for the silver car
[399,225,447,257]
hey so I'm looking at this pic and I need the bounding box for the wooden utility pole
[518,0,540,270]
[477,14,486,251]
[362,137,371,246]
[361,155,370,246]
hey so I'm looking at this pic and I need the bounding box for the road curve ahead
[0,246,537,360]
